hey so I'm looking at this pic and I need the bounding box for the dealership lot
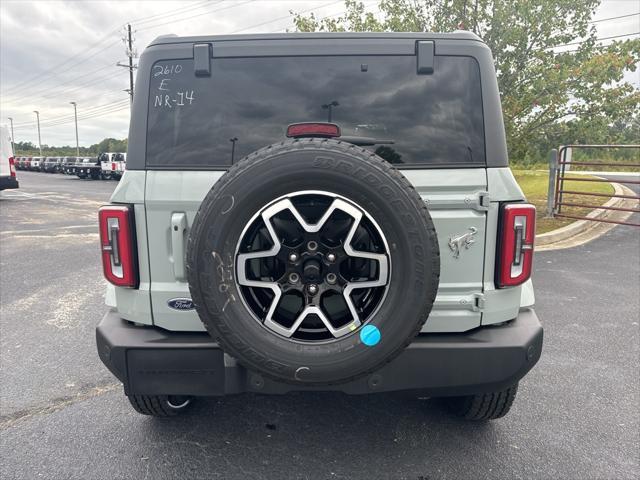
[1,171,638,479]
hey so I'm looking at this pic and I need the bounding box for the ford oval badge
[167,298,195,311]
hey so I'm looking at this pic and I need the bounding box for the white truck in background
[99,152,127,180]
[0,126,19,191]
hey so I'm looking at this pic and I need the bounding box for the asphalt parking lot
[1,171,638,480]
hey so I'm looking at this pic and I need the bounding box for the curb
[536,182,638,249]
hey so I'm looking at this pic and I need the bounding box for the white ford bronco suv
[96,32,542,420]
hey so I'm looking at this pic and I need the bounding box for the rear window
[146,55,485,168]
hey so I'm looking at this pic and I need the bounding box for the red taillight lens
[497,203,536,288]
[112,162,116,171]
[9,157,16,177]
[286,122,341,138]
[98,205,138,288]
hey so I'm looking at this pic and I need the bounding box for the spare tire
[187,139,439,385]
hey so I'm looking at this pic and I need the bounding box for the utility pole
[127,24,134,102]
[230,137,238,163]
[70,102,79,157]
[321,101,339,123]
[7,117,15,154]
[33,110,42,156]
[117,24,137,104]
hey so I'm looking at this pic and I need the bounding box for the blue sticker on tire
[360,325,381,346]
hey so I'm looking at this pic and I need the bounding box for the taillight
[497,203,536,288]
[98,205,138,288]
[112,162,116,171]
[287,122,341,138]
[9,157,16,177]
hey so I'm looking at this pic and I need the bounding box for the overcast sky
[1,0,638,148]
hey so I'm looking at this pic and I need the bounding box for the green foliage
[13,138,127,156]
[93,137,128,154]
[292,0,640,163]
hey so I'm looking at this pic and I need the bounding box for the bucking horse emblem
[448,227,478,259]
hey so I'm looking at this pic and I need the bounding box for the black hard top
[150,31,484,47]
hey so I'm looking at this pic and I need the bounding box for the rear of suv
[96,32,542,420]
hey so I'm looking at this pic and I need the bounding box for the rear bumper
[96,308,543,397]
[0,176,19,190]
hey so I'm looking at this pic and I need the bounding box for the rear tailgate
[136,35,505,333]
[145,168,487,333]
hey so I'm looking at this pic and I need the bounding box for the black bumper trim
[96,309,543,396]
[0,176,19,190]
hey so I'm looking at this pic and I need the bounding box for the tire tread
[448,383,519,420]
[187,138,440,386]
[128,395,179,417]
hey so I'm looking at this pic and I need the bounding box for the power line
[15,63,116,101]
[5,38,123,102]
[2,2,218,96]
[137,0,254,32]
[231,0,342,33]
[14,105,130,130]
[41,72,121,100]
[130,0,215,26]
[13,100,130,128]
[38,105,130,128]
[590,12,640,23]
[555,31,640,48]
[4,31,122,96]
[279,8,348,32]
[13,104,129,130]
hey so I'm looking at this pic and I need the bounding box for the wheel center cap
[302,259,322,282]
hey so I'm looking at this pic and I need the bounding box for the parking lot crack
[0,382,120,430]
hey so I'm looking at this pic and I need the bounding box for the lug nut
[307,284,318,295]
[288,272,300,284]
[288,253,299,262]
[326,253,336,263]
[326,273,337,285]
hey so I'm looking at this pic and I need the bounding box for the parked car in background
[0,126,18,190]
[56,157,69,173]
[63,157,78,175]
[99,152,127,180]
[42,157,59,173]
[14,156,23,170]
[113,152,126,180]
[75,157,101,179]
[30,156,43,171]
[24,157,32,170]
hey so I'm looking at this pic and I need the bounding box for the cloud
[1,0,637,148]
[0,0,345,146]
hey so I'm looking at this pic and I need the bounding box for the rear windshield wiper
[339,136,395,147]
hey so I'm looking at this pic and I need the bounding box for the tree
[92,137,128,154]
[12,138,127,156]
[293,0,640,163]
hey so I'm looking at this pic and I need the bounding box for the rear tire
[445,383,518,420]
[187,139,440,386]
[127,395,193,417]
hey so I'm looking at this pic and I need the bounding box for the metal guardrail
[547,144,640,227]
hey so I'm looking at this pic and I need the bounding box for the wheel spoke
[235,192,390,340]
[341,211,389,328]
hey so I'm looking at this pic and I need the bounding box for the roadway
[1,170,638,479]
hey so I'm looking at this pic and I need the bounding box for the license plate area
[126,348,225,395]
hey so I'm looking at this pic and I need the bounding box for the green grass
[513,169,614,234]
